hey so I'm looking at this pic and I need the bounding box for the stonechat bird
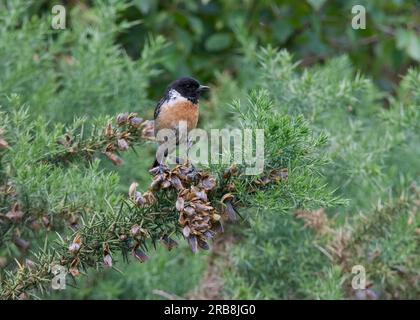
[153,77,209,167]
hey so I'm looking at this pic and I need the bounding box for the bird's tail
[151,155,185,169]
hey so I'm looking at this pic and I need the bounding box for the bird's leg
[172,126,190,166]
[151,148,169,172]
[185,138,198,172]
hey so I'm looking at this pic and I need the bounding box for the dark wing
[154,95,167,120]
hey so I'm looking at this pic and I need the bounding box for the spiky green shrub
[222,45,419,300]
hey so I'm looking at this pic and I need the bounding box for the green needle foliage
[0,87,338,299]
[220,42,419,300]
[0,0,167,122]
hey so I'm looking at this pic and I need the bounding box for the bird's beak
[198,85,210,93]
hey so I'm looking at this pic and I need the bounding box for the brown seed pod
[13,237,29,251]
[161,180,171,189]
[103,243,112,268]
[57,133,73,147]
[191,186,207,201]
[192,202,213,212]
[176,197,185,211]
[221,193,234,203]
[119,131,131,140]
[103,255,113,268]
[178,213,187,226]
[150,174,165,190]
[201,176,216,191]
[256,176,271,185]
[42,215,50,228]
[105,123,114,138]
[69,258,80,277]
[220,193,238,221]
[143,191,156,205]
[179,188,192,201]
[187,235,198,253]
[223,164,238,179]
[223,201,237,221]
[117,138,129,151]
[130,224,141,236]
[134,192,146,206]
[69,233,82,253]
[105,142,114,152]
[116,112,129,125]
[184,206,196,216]
[133,248,149,263]
[149,165,165,175]
[68,242,80,253]
[64,133,73,146]
[182,225,191,237]
[170,175,183,190]
[197,238,209,250]
[203,230,215,239]
[141,120,155,140]
[18,293,28,300]
[5,203,24,222]
[104,151,123,166]
[128,182,138,199]
[129,117,144,128]
[160,235,178,251]
[68,214,80,228]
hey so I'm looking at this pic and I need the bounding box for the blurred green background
[0,0,419,299]
[29,0,420,92]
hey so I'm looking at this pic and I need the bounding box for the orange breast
[155,100,199,132]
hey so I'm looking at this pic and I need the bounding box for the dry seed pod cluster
[115,113,155,140]
[127,163,288,255]
[129,164,227,253]
[56,112,152,166]
[103,113,151,165]
[5,203,24,222]
[0,202,32,252]
[67,233,82,276]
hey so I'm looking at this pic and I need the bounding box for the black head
[167,77,209,103]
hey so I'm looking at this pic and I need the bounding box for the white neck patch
[160,88,190,110]
[168,89,183,101]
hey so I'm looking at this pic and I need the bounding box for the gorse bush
[221,44,419,299]
[0,1,167,122]
[0,89,338,298]
[0,1,419,300]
